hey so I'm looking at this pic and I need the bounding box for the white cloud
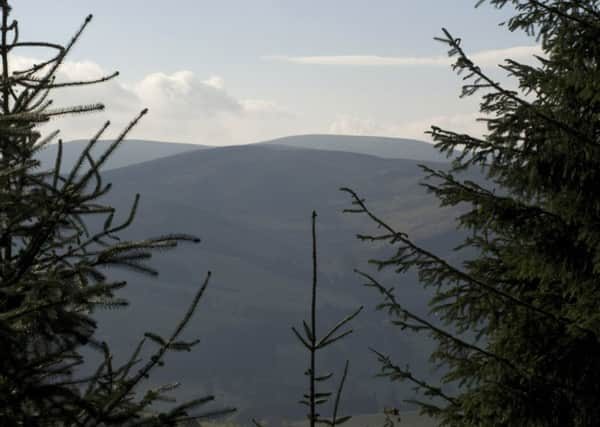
[328,112,487,142]
[134,70,242,117]
[265,54,450,66]
[202,75,225,89]
[328,116,384,135]
[7,54,287,145]
[56,60,107,81]
[265,45,543,67]
[240,99,293,118]
[470,45,543,66]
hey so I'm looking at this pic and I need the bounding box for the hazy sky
[10,1,539,145]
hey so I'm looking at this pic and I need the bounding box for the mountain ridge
[88,140,468,422]
[35,134,450,175]
[259,134,450,162]
[35,138,207,172]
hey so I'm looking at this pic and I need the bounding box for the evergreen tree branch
[341,186,596,338]
[87,271,226,426]
[434,27,594,145]
[370,348,457,407]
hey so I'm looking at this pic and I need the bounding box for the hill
[35,138,207,172]
[260,134,450,162]
[34,134,449,176]
[86,142,468,423]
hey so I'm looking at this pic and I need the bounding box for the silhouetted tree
[291,212,361,427]
[253,212,361,427]
[344,1,600,425]
[0,1,232,425]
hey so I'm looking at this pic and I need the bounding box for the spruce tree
[253,212,361,427]
[343,1,600,425]
[290,212,361,427]
[0,2,232,425]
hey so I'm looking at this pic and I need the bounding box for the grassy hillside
[85,143,471,422]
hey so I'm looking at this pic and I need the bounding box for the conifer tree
[0,2,232,425]
[343,1,600,425]
[253,212,361,427]
[291,212,361,427]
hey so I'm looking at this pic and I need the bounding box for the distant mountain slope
[90,143,473,422]
[34,134,450,174]
[260,134,452,162]
[35,139,207,172]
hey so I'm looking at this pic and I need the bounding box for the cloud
[7,54,287,145]
[202,75,225,89]
[240,99,293,118]
[470,45,543,66]
[328,116,384,135]
[265,54,450,66]
[328,112,487,142]
[134,70,242,117]
[265,45,543,67]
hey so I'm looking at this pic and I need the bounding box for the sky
[9,1,540,146]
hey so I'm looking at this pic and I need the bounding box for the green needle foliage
[0,1,233,425]
[343,1,600,426]
[291,211,361,427]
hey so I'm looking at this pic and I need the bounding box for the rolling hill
[34,134,449,176]
[35,138,207,172]
[79,138,470,424]
[260,134,451,162]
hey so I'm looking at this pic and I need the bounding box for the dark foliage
[0,2,233,425]
[344,1,600,425]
